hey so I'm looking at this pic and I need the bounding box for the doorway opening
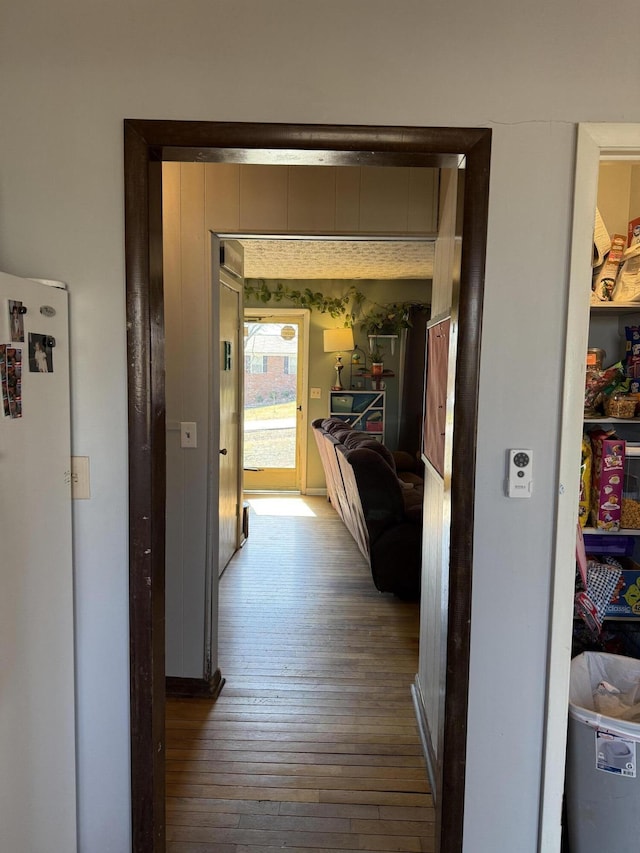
[124,121,491,853]
[243,309,309,493]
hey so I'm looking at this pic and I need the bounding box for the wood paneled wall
[415,168,460,796]
[201,163,438,236]
[164,163,212,679]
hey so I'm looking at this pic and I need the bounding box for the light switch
[310,387,322,399]
[180,422,197,448]
[71,456,91,500]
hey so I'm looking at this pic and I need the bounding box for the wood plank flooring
[166,494,432,853]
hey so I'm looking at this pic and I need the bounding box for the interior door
[243,310,307,492]
[215,240,243,576]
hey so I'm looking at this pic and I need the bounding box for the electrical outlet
[310,387,322,399]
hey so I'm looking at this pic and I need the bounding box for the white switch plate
[180,421,197,448]
[310,387,322,399]
[71,456,90,500]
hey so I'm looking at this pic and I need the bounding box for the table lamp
[323,327,355,391]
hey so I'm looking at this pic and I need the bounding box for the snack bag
[584,361,624,415]
[625,326,640,378]
[579,436,592,528]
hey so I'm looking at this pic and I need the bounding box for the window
[245,355,267,374]
[283,356,297,376]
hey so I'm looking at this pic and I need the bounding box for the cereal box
[604,559,640,618]
[589,430,625,530]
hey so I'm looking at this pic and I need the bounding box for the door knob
[219,448,228,455]
[297,405,302,411]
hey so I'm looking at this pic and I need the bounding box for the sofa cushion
[341,432,396,470]
[401,488,424,513]
[332,427,355,444]
[321,417,352,435]
[392,449,418,472]
[369,440,396,472]
[405,504,422,525]
[320,418,398,471]
[341,430,370,449]
[398,471,423,488]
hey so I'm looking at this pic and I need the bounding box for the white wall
[2,2,640,851]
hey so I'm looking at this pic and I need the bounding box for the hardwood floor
[166,494,433,853]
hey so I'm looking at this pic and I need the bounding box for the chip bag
[579,436,592,528]
[585,362,625,415]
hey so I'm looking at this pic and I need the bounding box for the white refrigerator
[0,271,77,851]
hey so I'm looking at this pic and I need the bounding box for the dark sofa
[312,417,423,599]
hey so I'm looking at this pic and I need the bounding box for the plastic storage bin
[331,395,353,413]
[566,652,640,852]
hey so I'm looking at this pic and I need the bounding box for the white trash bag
[570,652,640,725]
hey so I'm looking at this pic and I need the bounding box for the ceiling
[239,239,435,280]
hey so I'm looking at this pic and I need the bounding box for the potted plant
[360,304,413,337]
[370,346,385,376]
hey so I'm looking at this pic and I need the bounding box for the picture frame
[422,317,450,477]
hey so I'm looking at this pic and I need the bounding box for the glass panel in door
[243,318,302,490]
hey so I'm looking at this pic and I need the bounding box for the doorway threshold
[243,489,302,495]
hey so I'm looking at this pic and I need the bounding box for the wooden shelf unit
[329,389,386,441]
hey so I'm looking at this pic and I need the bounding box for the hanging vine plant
[244,280,429,332]
[244,280,365,324]
[358,301,430,336]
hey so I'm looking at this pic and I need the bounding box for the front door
[243,310,307,491]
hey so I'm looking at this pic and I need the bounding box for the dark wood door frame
[124,120,491,853]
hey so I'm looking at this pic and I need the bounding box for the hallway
[165,494,433,852]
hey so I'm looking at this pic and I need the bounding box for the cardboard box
[590,430,625,530]
[605,560,640,618]
[628,216,640,248]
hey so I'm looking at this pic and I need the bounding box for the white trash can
[566,652,640,852]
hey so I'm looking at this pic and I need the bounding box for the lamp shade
[323,327,354,353]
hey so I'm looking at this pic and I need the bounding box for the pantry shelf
[583,527,640,536]
[590,303,640,316]
[584,417,640,423]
